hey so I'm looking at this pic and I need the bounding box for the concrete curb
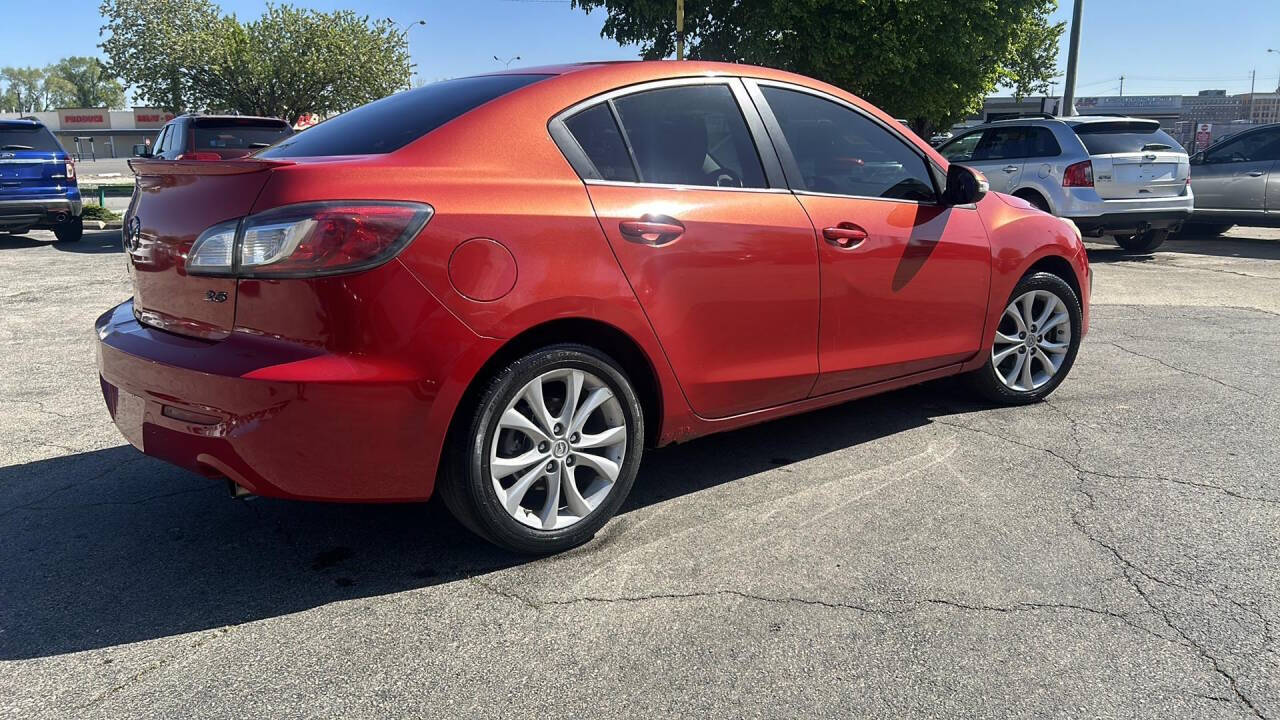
[89,219,123,230]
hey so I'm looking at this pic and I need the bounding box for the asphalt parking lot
[1,226,1277,719]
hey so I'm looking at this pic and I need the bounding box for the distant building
[0,107,174,158]
[1181,90,1243,126]
[1243,93,1280,124]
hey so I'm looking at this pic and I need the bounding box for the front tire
[1114,228,1168,253]
[53,216,83,243]
[965,272,1082,405]
[439,344,645,554]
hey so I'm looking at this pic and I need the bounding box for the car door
[553,79,821,419]
[1193,127,1280,212]
[747,81,991,395]
[968,125,1032,193]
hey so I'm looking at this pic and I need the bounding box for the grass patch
[82,205,121,221]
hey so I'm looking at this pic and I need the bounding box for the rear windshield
[0,125,62,152]
[193,119,291,151]
[259,74,550,158]
[1073,121,1184,155]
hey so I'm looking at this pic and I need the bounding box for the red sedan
[98,62,1089,553]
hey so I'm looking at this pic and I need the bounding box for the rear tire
[1114,228,1167,253]
[439,344,645,554]
[965,271,1082,405]
[53,216,83,243]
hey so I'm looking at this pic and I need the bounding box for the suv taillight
[65,161,76,181]
[1062,160,1093,187]
[186,201,433,278]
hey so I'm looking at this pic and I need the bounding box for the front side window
[1204,129,1280,163]
[611,84,767,189]
[761,86,937,202]
[939,131,983,162]
[973,126,1034,161]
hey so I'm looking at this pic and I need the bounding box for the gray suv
[1185,122,1280,235]
[939,116,1192,252]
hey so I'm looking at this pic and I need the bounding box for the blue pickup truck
[0,119,83,242]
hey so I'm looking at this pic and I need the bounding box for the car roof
[0,118,47,128]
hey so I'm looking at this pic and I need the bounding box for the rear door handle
[1003,165,1019,173]
[822,222,868,249]
[619,216,684,245]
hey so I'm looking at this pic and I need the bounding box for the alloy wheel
[991,289,1072,392]
[489,368,627,530]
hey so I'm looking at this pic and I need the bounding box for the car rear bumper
[1058,188,1193,235]
[0,196,83,228]
[95,299,444,502]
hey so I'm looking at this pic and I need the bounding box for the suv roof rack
[989,112,1057,122]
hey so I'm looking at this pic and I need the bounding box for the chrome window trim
[791,189,937,206]
[0,158,63,164]
[583,178,792,194]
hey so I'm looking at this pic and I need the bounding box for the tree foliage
[572,0,1063,130]
[0,60,124,113]
[99,0,411,120]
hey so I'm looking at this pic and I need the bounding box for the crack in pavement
[0,455,148,519]
[73,627,235,713]
[467,578,1177,646]
[1105,342,1264,400]
[928,412,1272,719]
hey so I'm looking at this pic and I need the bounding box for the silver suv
[938,116,1192,252]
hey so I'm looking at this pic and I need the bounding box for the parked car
[98,62,1090,554]
[937,116,1192,253]
[1183,122,1280,235]
[0,119,82,242]
[132,114,293,161]
[929,131,953,146]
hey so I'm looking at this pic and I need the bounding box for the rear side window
[1074,122,1184,155]
[194,119,291,150]
[260,74,549,158]
[761,86,937,202]
[612,85,767,189]
[0,125,62,152]
[564,104,637,182]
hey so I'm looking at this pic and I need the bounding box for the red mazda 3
[98,61,1089,553]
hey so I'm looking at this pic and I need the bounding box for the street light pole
[494,55,522,69]
[1061,0,1084,116]
[399,19,426,89]
[676,0,685,60]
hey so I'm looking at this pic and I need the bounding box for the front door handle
[1003,165,1019,173]
[1247,170,1266,177]
[822,222,868,249]
[619,216,685,245]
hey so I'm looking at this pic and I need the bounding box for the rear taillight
[1062,160,1093,187]
[176,152,222,161]
[64,161,76,181]
[186,201,433,278]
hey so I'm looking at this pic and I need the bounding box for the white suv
[938,116,1192,252]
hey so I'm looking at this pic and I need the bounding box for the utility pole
[1061,0,1084,116]
[1249,69,1256,122]
[676,0,685,60]
[1119,75,1124,97]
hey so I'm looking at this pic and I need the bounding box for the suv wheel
[1114,229,1167,254]
[439,344,645,554]
[53,216,83,243]
[965,272,1082,405]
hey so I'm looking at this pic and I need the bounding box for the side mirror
[132,144,151,158]
[942,164,988,206]
[1190,151,1204,165]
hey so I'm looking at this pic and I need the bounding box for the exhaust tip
[52,211,69,224]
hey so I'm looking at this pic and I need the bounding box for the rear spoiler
[128,157,295,177]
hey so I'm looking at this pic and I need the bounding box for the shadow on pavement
[1087,228,1280,265]
[0,381,985,660]
[0,230,122,254]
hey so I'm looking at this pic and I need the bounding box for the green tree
[48,56,127,109]
[99,0,410,119]
[572,0,1063,131]
[1002,6,1064,101]
[1,67,49,112]
[99,0,224,112]
[192,5,410,121]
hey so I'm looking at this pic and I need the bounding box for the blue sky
[3,0,1278,99]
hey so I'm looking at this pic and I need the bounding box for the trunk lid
[1072,120,1189,199]
[125,158,289,340]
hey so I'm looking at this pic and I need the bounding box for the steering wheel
[709,166,742,188]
